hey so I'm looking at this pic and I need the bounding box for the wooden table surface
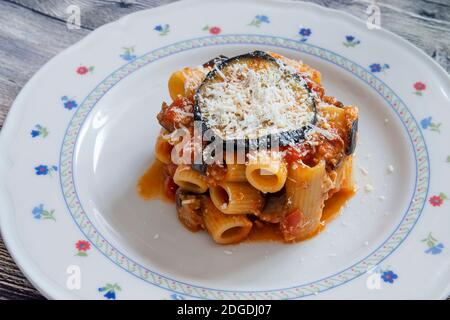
[0,0,449,300]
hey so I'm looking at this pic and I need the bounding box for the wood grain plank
[4,0,450,72]
[302,0,450,71]
[5,0,179,30]
[0,236,44,300]
[0,0,89,130]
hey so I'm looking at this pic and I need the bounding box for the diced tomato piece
[280,208,303,242]
[164,163,178,178]
[305,78,324,99]
[283,144,310,163]
[166,97,189,121]
[165,177,178,201]
[157,96,194,131]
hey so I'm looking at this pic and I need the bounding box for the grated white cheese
[387,164,395,173]
[359,166,369,176]
[305,124,337,141]
[287,197,292,206]
[182,66,209,95]
[197,58,315,140]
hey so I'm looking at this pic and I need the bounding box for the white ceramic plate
[1,0,449,300]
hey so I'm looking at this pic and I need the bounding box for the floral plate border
[59,34,429,299]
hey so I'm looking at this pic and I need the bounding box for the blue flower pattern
[343,35,361,47]
[35,165,58,176]
[35,165,48,175]
[421,117,431,129]
[249,15,270,27]
[31,124,48,138]
[32,204,55,221]
[154,24,170,36]
[369,63,390,73]
[381,270,398,284]
[422,233,444,255]
[61,96,78,110]
[426,243,444,255]
[104,290,116,300]
[170,293,186,300]
[298,28,312,42]
[32,204,44,219]
[98,283,121,300]
[420,117,441,133]
[120,47,137,61]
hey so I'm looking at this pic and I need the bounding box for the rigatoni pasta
[224,163,247,182]
[142,50,358,244]
[246,151,287,193]
[340,156,355,191]
[168,67,208,100]
[210,182,264,214]
[155,134,173,164]
[328,156,355,198]
[173,165,208,194]
[285,161,332,240]
[202,197,253,244]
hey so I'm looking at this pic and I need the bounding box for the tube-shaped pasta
[209,182,264,214]
[340,156,355,191]
[334,159,346,188]
[268,51,321,84]
[224,163,247,182]
[155,135,173,164]
[202,197,252,244]
[327,156,351,198]
[246,151,287,193]
[285,161,332,240]
[168,67,207,100]
[320,105,346,129]
[173,165,208,193]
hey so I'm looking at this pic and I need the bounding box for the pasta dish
[138,51,358,244]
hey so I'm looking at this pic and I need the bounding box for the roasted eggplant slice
[202,55,228,68]
[194,51,317,150]
[175,189,203,232]
[256,191,287,223]
[191,163,207,175]
[346,119,358,155]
